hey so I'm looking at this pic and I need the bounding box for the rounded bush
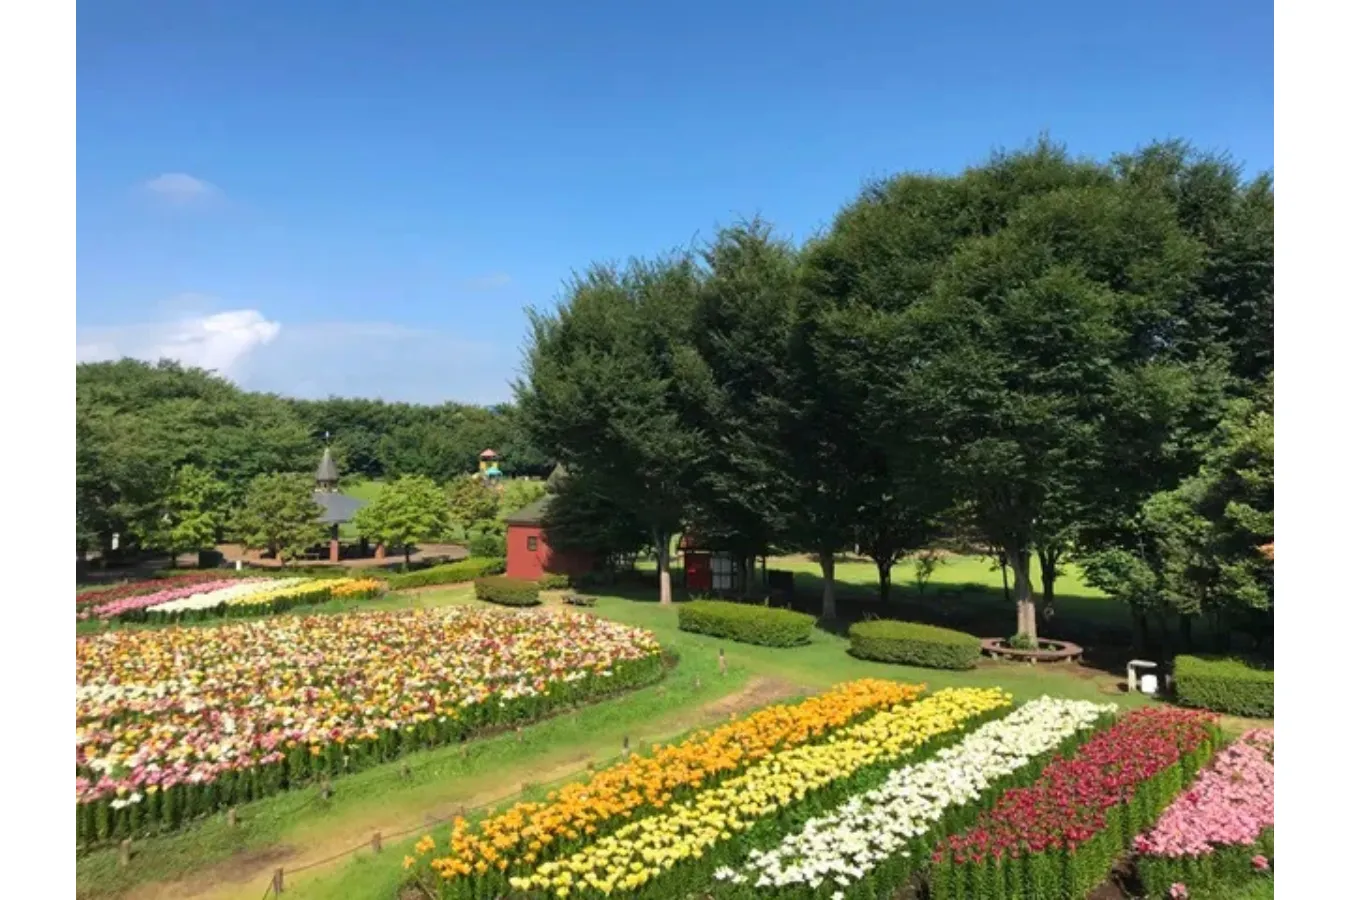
[848,619,981,670]
[677,600,815,647]
[474,575,542,607]
[1174,655,1273,718]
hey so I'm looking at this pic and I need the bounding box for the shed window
[527,536,538,551]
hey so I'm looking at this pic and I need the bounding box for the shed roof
[504,496,551,526]
[479,448,499,459]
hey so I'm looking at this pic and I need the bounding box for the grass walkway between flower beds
[75,586,1246,900]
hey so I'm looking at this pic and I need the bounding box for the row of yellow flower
[504,687,1011,898]
[422,679,925,890]
[224,577,384,609]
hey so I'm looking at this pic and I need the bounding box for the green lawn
[78,581,1163,900]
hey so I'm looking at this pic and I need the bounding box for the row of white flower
[713,695,1116,894]
[147,578,310,613]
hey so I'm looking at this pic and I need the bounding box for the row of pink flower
[83,579,266,620]
[1134,729,1274,858]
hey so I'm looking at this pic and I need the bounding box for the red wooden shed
[504,496,595,582]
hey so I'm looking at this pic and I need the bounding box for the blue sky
[77,0,1273,405]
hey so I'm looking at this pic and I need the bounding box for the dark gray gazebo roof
[314,491,366,525]
[504,496,551,526]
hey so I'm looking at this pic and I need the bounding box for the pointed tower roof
[315,447,339,488]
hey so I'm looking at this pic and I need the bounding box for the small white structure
[1128,659,1159,694]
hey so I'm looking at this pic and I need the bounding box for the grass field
[76,579,1167,900]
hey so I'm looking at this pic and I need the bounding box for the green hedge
[677,600,815,647]
[538,573,571,590]
[474,576,542,607]
[1174,655,1274,718]
[848,620,982,670]
[385,557,505,590]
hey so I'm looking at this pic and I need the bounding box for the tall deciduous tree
[684,220,799,592]
[353,474,451,567]
[233,473,325,564]
[518,255,707,605]
[139,464,228,563]
[898,164,1204,642]
[445,475,500,536]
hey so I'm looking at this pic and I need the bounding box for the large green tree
[353,474,451,567]
[518,255,707,605]
[138,464,228,563]
[445,475,500,536]
[683,220,799,593]
[233,473,325,563]
[896,155,1206,642]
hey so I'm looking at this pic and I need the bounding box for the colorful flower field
[398,684,1260,900]
[75,572,224,610]
[77,575,385,622]
[75,607,664,843]
[1135,729,1274,898]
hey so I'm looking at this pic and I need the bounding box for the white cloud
[142,173,219,203]
[77,309,281,377]
[76,308,515,405]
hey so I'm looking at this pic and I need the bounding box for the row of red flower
[929,707,1220,900]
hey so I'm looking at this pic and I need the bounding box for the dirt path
[122,675,805,900]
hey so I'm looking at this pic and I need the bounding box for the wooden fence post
[227,807,237,828]
[118,839,131,867]
[272,868,285,894]
[718,648,727,676]
[371,831,382,853]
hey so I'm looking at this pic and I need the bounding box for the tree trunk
[738,555,750,599]
[999,552,1011,605]
[1009,546,1037,642]
[654,531,673,606]
[820,550,837,620]
[404,545,412,570]
[1178,613,1194,652]
[876,559,892,603]
[1036,547,1058,620]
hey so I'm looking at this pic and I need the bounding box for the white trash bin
[1140,673,1159,695]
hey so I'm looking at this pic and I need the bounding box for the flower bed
[83,576,386,623]
[82,578,261,620]
[75,608,663,843]
[1134,730,1274,898]
[714,696,1115,897]
[500,687,1012,898]
[75,573,224,609]
[929,707,1220,900]
[420,679,924,897]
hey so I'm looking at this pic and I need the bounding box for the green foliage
[232,473,326,563]
[538,573,571,590]
[473,575,542,607]
[351,474,450,565]
[1173,655,1274,718]
[677,600,816,647]
[1006,632,1039,652]
[1137,829,1274,898]
[446,475,500,535]
[384,557,505,590]
[137,464,228,556]
[848,619,982,670]
[518,255,709,605]
[498,479,548,521]
[913,549,945,594]
[466,529,507,558]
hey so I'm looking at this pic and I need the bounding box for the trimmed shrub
[385,557,504,590]
[1174,655,1274,718]
[849,620,981,670]
[475,576,542,607]
[538,573,570,590]
[677,600,815,647]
